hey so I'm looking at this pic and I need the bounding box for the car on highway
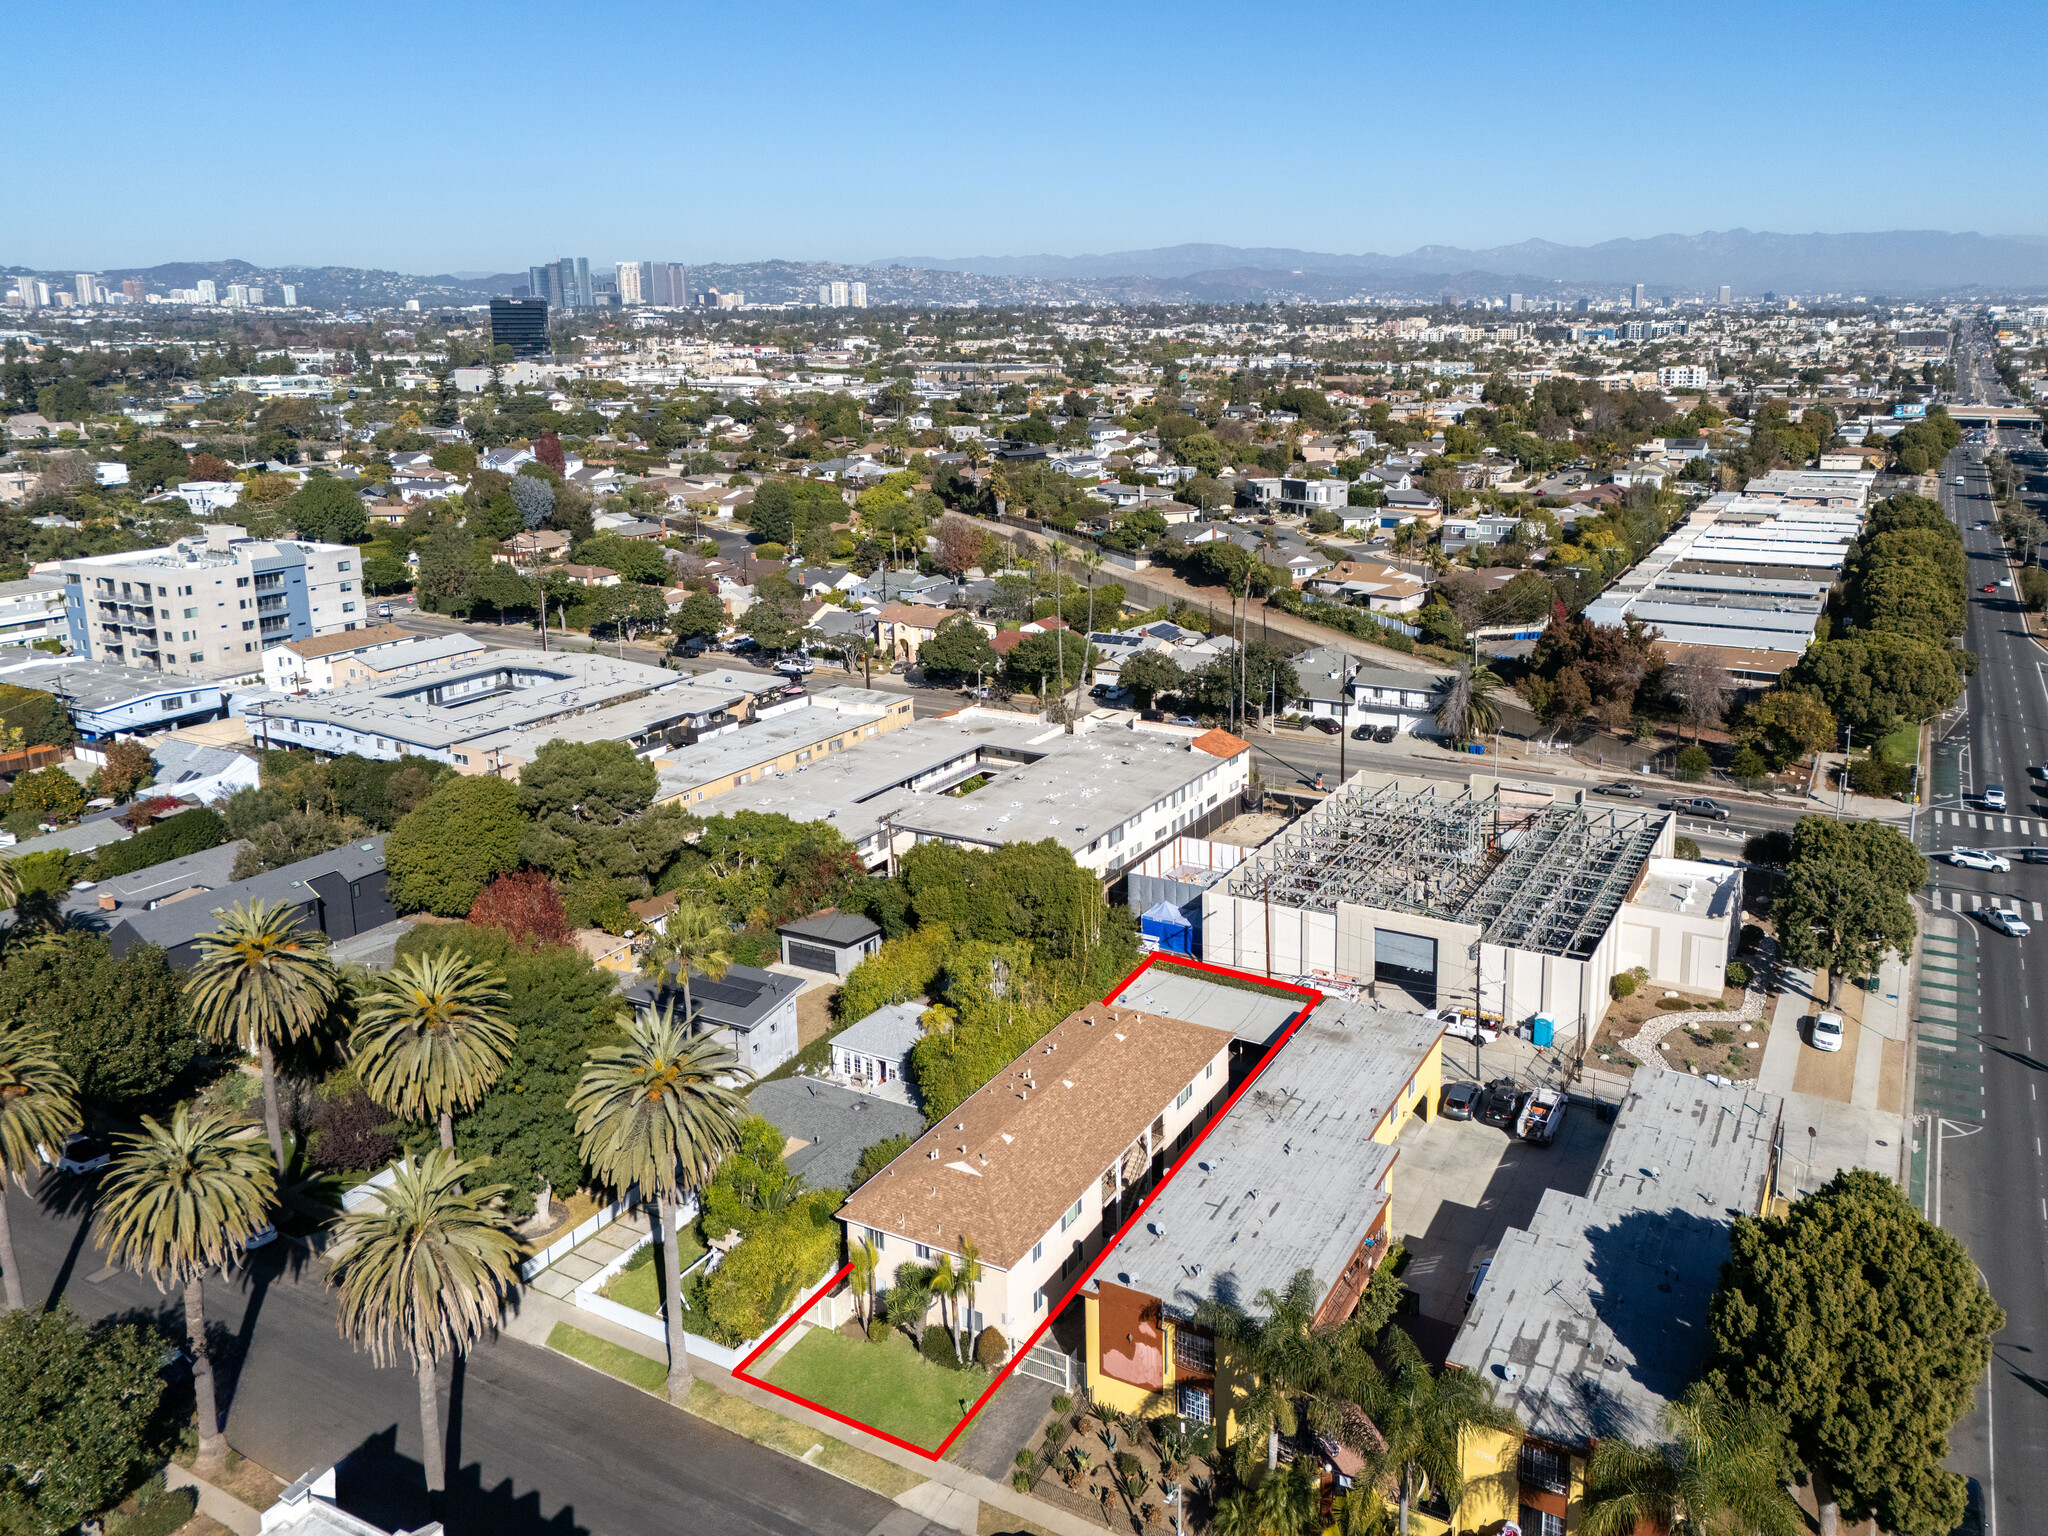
[1983,907,2031,937]
[1947,847,2012,873]
[2030,764,2048,781]
[1666,796,1731,820]
[1810,1011,1845,1053]
[2000,578,2013,589]
[1983,784,2007,810]
[1955,475,1967,486]
[1593,781,1643,799]
[1440,1081,1482,1121]
[1981,583,1998,593]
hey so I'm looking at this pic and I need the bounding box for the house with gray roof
[106,836,394,967]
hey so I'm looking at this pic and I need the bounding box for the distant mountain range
[8,230,2047,313]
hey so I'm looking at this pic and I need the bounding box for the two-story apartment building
[262,624,486,694]
[838,1002,1236,1358]
[58,524,363,677]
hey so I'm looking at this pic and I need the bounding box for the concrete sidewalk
[164,1464,263,1536]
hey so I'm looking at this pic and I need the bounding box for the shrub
[1610,973,1638,1000]
[837,923,953,1024]
[921,1325,960,1369]
[307,1075,400,1173]
[695,1189,843,1346]
[867,1318,890,1344]
[975,1324,1007,1368]
[1051,1394,1072,1415]
[1116,1451,1141,1478]
[115,1485,197,1536]
[1726,960,1752,988]
[1014,1472,1031,1493]
[1674,836,1701,861]
[849,1134,912,1190]
[1044,1420,1070,1449]
[755,541,786,561]
[90,807,230,879]
[1743,830,1794,866]
[468,870,570,947]
[1740,922,1765,951]
[1710,1027,1735,1045]
[10,764,87,825]
[1675,743,1712,782]
[1016,1450,1037,1471]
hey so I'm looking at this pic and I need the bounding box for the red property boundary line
[731,950,1325,1460]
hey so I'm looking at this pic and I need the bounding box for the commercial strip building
[1085,996,1447,1430]
[57,524,364,677]
[651,689,917,809]
[1204,772,1738,1038]
[838,1000,1238,1357]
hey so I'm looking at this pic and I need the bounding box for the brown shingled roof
[278,622,411,660]
[1191,729,1249,760]
[837,1004,1226,1269]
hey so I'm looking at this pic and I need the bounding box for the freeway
[1917,437,2048,1536]
[0,1180,896,1536]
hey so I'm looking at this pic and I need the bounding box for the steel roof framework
[1228,777,1663,959]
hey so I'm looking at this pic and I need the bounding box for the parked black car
[1475,1077,1523,1129]
[1374,725,1397,743]
[1311,718,1341,735]
[1352,723,1374,740]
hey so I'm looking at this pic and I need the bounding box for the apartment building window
[242,621,255,631]
[338,561,351,572]
[1520,1512,1563,1536]
[158,696,183,712]
[1175,1385,1213,1426]
[914,1243,931,1261]
[1173,1330,1215,1375]
[342,602,355,613]
[236,577,250,587]
[1031,1240,1043,1263]
[183,607,197,619]
[870,1230,884,1252]
[1059,1197,1083,1233]
[1519,1445,1571,1496]
[188,652,203,663]
[1033,1288,1044,1312]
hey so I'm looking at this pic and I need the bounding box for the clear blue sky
[7,0,2044,273]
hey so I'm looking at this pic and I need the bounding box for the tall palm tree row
[0,1021,80,1312]
[1578,1381,1801,1536]
[185,900,340,1173]
[639,902,732,1030]
[569,1001,749,1403]
[352,949,514,1150]
[328,1150,520,1509]
[94,1107,277,1474]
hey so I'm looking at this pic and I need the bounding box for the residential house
[1305,561,1427,615]
[829,1000,925,1098]
[558,564,621,588]
[1277,477,1351,516]
[872,603,948,663]
[627,962,804,1073]
[105,838,394,968]
[262,625,487,695]
[495,529,570,565]
[778,909,883,976]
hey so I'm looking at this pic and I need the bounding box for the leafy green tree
[571,1004,749,1399]
[353,950,514,1150]
[1785,635,1963,735]
[520,739,657,827]
[1787,816,1927,896]
[666,811,863,925]
[0,1021,79,1312]
[94,1107,276,1475]
[1849,559,1963,639]
[123,436,191,492]
[1739,690,1837,769]
[918,613,999,683]
[669,589,726,642]
[1119,649,1186,706]
[0,937,194,1112]
[283,476,368,544]
[1774,857,1915,1003]
[386,774,525,915]
[1675,743,1711,782]
[742,575,813,653]
[1003,628,1095,695]
[1730,745,1769,786]
[329,1150,520,1510]
[1580,1381,1801,1536]
[0,1306,165,1535]
[1710,1169,2003,1536]
[184,900,340,1172]
[574,533,671,584]
[9,764,87,826]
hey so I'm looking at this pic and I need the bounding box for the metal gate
[1015,1337,1076,1391]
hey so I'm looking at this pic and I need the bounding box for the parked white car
[1948,847,2011,873]
[1810,1011,1845,1052]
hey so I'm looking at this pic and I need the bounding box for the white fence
[517,1190,642,1282]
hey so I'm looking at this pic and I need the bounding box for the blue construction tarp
[1140,899,1196,955]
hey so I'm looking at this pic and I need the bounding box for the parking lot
[1388,1090,1610,1330]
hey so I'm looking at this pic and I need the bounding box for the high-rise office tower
[643,263,668,306]
[1508,292,1523,313]
[664,263,687,306]
[75,274,95,304]
[9,279,33,310]
[280,283,297,306]
[529,265,550,301]
[1633,283,1648,310]
[196,279,217,304]
[829,280,850,307]
[1719,284,1732,305]
[122,279,145,301]
[849,281,867,308]
[616,261,644,304]
[572,257,590,308]
[491,297,549,357]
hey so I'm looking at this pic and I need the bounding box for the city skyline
[5,0,2043,272]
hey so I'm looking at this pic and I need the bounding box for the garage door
[1374,929,1438,1007]
[787,942,840,974]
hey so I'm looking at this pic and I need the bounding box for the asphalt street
[1917,416,2048,1536]
[0,1178,895,1536]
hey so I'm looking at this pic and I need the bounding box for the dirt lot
[796,981,842,1050]
[1211,811,1289,846]
[1590,982,1764,1082]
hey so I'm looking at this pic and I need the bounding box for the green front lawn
[601,1232,709,1316]
[1877,722,1920,766]
[764,1327,978,1450]
[546,1322,667,1393]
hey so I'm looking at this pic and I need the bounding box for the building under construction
[1204,772,1725,1053]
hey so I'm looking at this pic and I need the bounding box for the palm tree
[1364,1327,1522,1536]
[640,903,732,1033]
[955,1232,983,1361]
[1432,662,1504,748]
[329,1150,519,1509]
[929,1251,961,1358]
[352,950,514,1150]
[93,1107,276,1475]
[1256,1459,1325,1536]
[1324,1487,1392,1536]
[1199,1269,1383,1478]
[1579,1381,1800,1536]
[185,900,340,1174]
[569,1002,749,1402]
[849,1235,878,1331]
[0,1021,79,1312]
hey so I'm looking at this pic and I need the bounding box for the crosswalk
[1930,892,2046,915]
[1931,811,2048,836]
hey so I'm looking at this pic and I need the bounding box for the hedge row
[836,923,953,1025]
[90,808,229,879]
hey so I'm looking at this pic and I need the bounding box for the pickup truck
[1515,1088,1568,1145]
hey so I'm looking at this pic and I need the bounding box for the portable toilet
[1531,1014,1555,1048]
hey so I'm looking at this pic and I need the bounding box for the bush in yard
[307,1071,401,1172]
[467,869,571,948]
[922,1324,960,1369]
[694,1190,843,1346]
[1740,922,1765,950]
[868,1318,890,1344]
[1674,836,1701,860]
[1016,1450,1036,1471]
[1610,973,1638,1000]
[1014,1472,1030,1492]
[1675,743,1711,782]
[1711,1027,1736,1045]
[1044,1419,1070,1449]
[976,1324,1007,1368]
[119,1484,198,1536]
[1726,960,1752,988]
[1052,1394,1072,1415]
[1116,1451,1141,1478]
[836,923,953,1024]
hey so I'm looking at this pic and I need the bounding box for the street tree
[570,1004,749,1402]
[329,1150,520,1511]
[1738,690,1837,769]
[1434,662,1504,747]
[1710,1169,2003,1536]
[0,1021,79,1312]
[353,950,515,1150]
[1772,857,1915,1003]
[94,1107,276,1475]
[184,900,339,1173]
[1119,649,1186,706]
[1785,635,1963,736]
[668,589,726,642]
[1004,629,1095,696]
[917,613,998,683]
